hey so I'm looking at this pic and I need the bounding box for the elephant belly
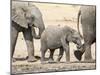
[46,32,62,49]
[46,34,62,49]
[47,40,62,49]
[43,26,64,49]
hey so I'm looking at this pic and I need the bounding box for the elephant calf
[40,25,82,63]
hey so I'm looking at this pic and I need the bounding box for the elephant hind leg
[23,27,37,62]
[84,44,93,62]
[48,49,55,63]
[57,47,64,62]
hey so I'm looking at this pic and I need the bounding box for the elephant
[74,5,96,62]
[40,25,82,63]
[11,1,45,62]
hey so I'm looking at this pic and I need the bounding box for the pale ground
[12,2,96,74]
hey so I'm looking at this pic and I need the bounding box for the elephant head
[67,29,82,49]
[12,2,45,39]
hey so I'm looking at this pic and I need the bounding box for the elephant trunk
[31,25,45,39]
[76,41,82,50]
[38,26,45,38]
[76,38,82,50]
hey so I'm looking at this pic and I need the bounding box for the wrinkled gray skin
[40,25,82,63]
[11,1,45,62]
[74,6,96,61]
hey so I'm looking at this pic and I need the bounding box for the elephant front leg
[64,44,70,63]
[23,28,37,62]
[40,43,47,64]
[84,44,93,62]
[11,23,19,62]
[61,36,70,63]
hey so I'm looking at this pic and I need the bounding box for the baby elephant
[40,25,82,63]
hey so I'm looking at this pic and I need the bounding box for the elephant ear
[12,6,28,28]
[67,33,73,42]
[66,29,75,42]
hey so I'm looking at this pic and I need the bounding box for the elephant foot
[27,56,37,62]
[74,50,83,61]
[48,59,55,63]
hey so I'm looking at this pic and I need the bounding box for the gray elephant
[11,1,45,62]
[74,5,96,61]
[40,25,82,63]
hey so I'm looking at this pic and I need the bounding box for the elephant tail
[77,10,83,39]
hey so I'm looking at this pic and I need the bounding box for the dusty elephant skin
[11,1,45,62]
[40,25,82,63]
[74,5,96,62]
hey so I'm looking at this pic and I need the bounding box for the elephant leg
[40,41,47,64]
[84,44,92,61]
[57,47,64,62]
[40,48,47,64]
[83,36,93,61]
[48,49,55,63]
[64,45,70,63]
[74,43,93,62]
[11,23,19,62]
[61,37,70,63]
[23,27,37,62]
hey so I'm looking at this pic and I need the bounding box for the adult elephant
[40,25,82,63]
[11,1,45,62]
[74,5,96,61]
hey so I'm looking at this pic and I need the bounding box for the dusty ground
[12,1,96,74]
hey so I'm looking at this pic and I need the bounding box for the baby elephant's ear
[67,33,73,42]
[12,7,28,28]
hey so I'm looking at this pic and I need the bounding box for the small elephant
[40,25,82,63]
[11,1,45,62]
[74,5,96,62]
